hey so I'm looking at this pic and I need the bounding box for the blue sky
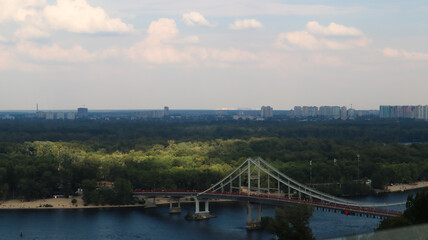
[0,0,427,110]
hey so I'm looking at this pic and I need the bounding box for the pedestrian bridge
[133,157,404,227]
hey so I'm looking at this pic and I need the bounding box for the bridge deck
[133,190,402,217]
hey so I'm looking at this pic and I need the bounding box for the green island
[1,119,428,203]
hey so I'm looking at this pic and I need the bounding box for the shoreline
[2,181,427,210]
[0,196,231,210]
[0,196,145,210]
[375,181,428,193]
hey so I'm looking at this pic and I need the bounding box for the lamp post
[357,154,360,180]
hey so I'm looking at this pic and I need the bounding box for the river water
[0,189,423,240]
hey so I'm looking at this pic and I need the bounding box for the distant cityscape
[379,105,428,121]
[0,105,427,121]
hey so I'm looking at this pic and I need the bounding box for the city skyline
[1,103,428,112]
[1,0,427,110]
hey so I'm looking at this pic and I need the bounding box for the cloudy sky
[0,0,427,110]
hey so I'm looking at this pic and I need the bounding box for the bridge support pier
[246,202,262,230]
[169,198,181,214]
[144,197,157,208]
[187,198,215,220]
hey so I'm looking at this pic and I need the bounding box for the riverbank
[0,196,145,210]
[0,196,231,210]
[387,181,428,192]
[375,181,428,193]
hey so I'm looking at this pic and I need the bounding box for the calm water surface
[0,189,423,240]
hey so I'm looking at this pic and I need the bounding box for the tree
[263,204,315,240]
[377,215,410,230]
[377,190,428,230]
[371,170,388,189]
[114,178,132,204]
[403,191,428,224]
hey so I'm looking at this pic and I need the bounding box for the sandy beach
[0,196,145,210]
[386,181,428,192]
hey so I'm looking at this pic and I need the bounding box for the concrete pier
[169,198,181,214]
[246,202,262,230]
[187,198,215,220]
[144,197,157,208]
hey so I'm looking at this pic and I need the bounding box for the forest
[0,119,428,202]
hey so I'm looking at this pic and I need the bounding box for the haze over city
[1,0,427,110]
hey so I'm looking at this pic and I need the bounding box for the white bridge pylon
[197,157,405,208]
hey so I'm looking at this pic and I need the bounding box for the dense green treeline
[1,119,428,152]
[0,136,428,201]
[81,178,133,205]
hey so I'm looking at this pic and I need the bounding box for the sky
[0,0,427,110]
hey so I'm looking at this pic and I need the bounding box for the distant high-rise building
[379,105,391,118]
[332,106,340,119]
[414,105,428,121]
[77,108,88,118]
[415,106,423,119]
[347,108,356,119]
[302,106,309,117]
[318,106,341,118]
[261,106,273,119]
[36,111,45,119]
[340,106,347,120]
[294,106,302,117]
[55,112,64,120]
[164,106,169,116]
[307,106,318,117]
[301,106,318,117]
[45,112,54,120]
[319,106,330,117]
[380,105,427,120]
[65,112,75,120]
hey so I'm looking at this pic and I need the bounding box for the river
[0,189,423,240]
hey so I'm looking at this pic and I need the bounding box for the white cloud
[128,18,257,65]
[306,21,362,36]
[43,0,134,33]
[0,45,45,71]
[382,48,428,61]
[129,18,189,63]
[0,0,45,23]
[182,12,215,27]
[274,33,292,50]
[320,37,371,50]
[130,42,189,64]
[283,31,319,50]
[275,21,370,51]
[229,19,263,30]
[17,42,94,62]
[146,18,179,43]
[382,48,400,57]
[121,1,359,17]
[14,25,50,39]
[1,0,134,43]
